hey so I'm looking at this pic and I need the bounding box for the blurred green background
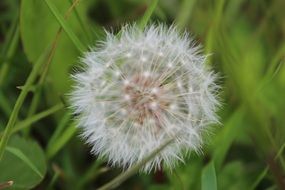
[0,0,285,189]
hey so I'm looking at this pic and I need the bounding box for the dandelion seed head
[70,24,221,172]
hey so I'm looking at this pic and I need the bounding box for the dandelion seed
[120,109,127,115]
[143,71,151,77]
[140,56,147,62]
[149,101,158,110]
[114,70,121,77]
[158,51,164,57]
[150,87,159,94]
[123,79,130,86]
[169,104,177,111]
[124,94,132,101]
[70,24,221,172]
[167,63,173,68]
[125,52,132,58]
[177,81,183,89]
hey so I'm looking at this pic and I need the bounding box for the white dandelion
[70,24,220,172]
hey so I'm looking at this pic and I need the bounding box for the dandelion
[70,24,220,172]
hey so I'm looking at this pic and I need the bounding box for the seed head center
[122,73,169,125]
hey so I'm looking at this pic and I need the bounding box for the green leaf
[20,0,92,98]
[0,136,46,189]
[201,162,217,190]
[5,147,43,178]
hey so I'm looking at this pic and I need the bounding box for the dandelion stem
[13,103,64,134]
[0,103,63,138]
[97,137,174,190]
[0,51,48,160]
[0,181,13,189]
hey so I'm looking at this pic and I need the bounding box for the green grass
[0,0,285,189]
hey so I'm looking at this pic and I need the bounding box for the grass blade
[212,107,245,169]
[0,103,64,138]
[0,91,12,117]
[201,162,217,190]
[0,50,48,160]
[138,0,159,30]
[0,16,20,86]
[46,113,71,152]
[43,0,86,52]
[46,123,77,159]
[13,103,64,134]
[249,143,285,190]
[176,0,197,29]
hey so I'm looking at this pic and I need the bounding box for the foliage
[0,0,285,189]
